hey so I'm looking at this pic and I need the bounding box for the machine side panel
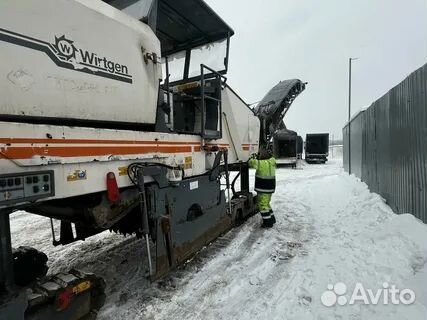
[0,122,207,208]
[220,87,260,162]
[0,0,161,125]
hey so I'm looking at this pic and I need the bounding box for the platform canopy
[105,0,234,56]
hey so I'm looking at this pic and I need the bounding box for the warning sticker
[118,166,128,176]
[67,170,87,182]
[184,156,193,170]
[190,181,199,190]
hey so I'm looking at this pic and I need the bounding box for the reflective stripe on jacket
[248,157,276,193]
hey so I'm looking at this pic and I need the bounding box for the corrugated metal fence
[343,63,427,223]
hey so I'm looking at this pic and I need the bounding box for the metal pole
[136,170,153,276]
[348,58,352,174]
[0,212,15,294]
[223,151,232,216]
[165,56,170,112]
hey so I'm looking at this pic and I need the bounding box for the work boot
[260,210,274,228]
[269,209,276,224]
[271,215,276,225]
[261,218,274,228]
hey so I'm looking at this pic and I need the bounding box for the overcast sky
[205,0,427,139]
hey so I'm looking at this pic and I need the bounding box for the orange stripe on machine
[0,139,257,159]
[0,145,193,160]
[0,138,199,146]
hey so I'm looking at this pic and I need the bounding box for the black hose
[127,162,184,186]
[128,151,224,186]
[231,170,241,195]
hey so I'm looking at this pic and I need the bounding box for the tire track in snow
[140,181,317,320]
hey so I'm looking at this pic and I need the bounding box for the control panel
[0,171,55,207]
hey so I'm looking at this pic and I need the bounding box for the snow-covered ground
[10,159,427,320]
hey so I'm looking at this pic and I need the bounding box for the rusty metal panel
[344,63,427,223]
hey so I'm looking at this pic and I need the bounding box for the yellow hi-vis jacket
[248,156,276,193]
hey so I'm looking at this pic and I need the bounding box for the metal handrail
[200,64,228,85]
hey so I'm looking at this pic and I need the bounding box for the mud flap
[150,175,232,279]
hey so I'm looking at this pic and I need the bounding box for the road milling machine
[0,0,306,319]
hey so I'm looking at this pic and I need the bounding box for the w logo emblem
[54,35,77,60]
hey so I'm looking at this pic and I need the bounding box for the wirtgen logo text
[0,28,132,83]
[54,35,130,78]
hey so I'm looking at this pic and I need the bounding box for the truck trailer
[305,133,329,163]
[0,1,306,319]
[272,129,298,168]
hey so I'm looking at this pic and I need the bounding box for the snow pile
[10,159,427,320]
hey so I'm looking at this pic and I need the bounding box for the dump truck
[305,133,330,163]
[0,1,306,319]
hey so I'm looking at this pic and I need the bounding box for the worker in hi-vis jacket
[248,149,277,228]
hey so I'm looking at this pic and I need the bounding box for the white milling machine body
[0,0,260,319]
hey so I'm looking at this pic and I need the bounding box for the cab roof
[105,0,234,56]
